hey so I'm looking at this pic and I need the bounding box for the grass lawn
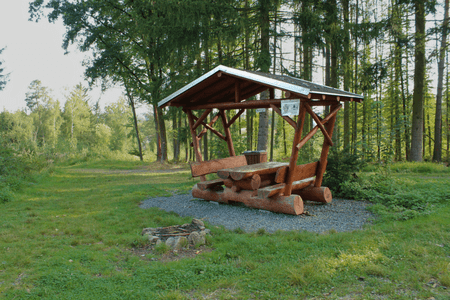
[1,160,449,299]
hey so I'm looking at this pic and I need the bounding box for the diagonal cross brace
[192,113,226,141]
[270,104,297,129]
[304,103,333,146]
[296,104,342,150]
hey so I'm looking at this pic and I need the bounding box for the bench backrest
[190,155,248,177]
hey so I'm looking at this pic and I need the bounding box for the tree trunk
[203,112,209,161]
[257,0,271,152]
[433,0,449,162]
[125,86,143,161]
[410,0,426,161]
[157,106,167,162]
[172,109,178,162]
[153,104,162,161]
[342,0,351,150]
[353,0,359,155]
[177,108,182,162]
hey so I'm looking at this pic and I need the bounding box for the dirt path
[70,167,188,175]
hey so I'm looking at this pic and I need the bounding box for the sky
[0,0,126,113]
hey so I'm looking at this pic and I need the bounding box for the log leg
[285,104,306,196]
[185,109,206,181]
[315,104,340,187]
[219,109,236,156]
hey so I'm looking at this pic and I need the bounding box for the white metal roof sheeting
[158,65,311,108]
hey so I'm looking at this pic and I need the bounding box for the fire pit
[142,219,210,250]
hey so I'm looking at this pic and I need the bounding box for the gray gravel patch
[140,193,374,233]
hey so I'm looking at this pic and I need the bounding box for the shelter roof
[158,65,363,108]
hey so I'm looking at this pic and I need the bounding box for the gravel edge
[140,192,374,233]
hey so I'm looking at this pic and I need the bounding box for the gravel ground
[140,192,374,233]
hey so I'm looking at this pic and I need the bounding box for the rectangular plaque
[256,108,266,113]
[281,99,300,116]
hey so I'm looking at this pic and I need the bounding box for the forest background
[1,0,450,167]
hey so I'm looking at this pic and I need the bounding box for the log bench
[190,155,248,191]
[191,159,332,214]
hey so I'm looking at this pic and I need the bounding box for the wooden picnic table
[217,161,289,181]
[192,160,330,216]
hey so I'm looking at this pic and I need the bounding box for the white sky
[0,0,126,113]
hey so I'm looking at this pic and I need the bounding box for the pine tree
[410,0,426,161]
[433,0,449,162]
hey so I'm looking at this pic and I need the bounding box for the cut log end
[295,186,332,203]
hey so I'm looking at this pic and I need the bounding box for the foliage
[322,147,365,195]
[0,47,8,91]
[1,161,449,299]
[0,186,14,204]
[0,137,32,203]
[338,162,450,220]
[61,84,92,146]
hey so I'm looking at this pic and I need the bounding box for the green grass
[1,161,449,299]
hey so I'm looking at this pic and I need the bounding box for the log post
[285,104,307,196]
[235,80,241,103]
[185,109,206,181]
[219,109,236,156]
[315,103,340,187]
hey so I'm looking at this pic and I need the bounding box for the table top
[218,161,289,180]
[222,161,288,173]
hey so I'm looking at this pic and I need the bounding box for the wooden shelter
[158,65,363,215]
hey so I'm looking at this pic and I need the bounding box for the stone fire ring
[141,219,211,250]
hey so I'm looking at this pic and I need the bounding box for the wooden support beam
[174,99,341,109]
[192,109,212,130]
[185,109,205,181]
[304,100,341,107]
[227,109,245,128]
[304,102,333,146]
[270,104,297,129]
[296,104,342,150]
[219,109,235,156]
[186,98,323,110]
[195,112,220,142]
[315,103,340,187]
[285,103,307,196]
[235,80,241,103]
[297,127,319,150]
[192,114,226,141]
[187,99,283,110]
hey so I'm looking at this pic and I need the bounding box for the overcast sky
[0,0,125,113]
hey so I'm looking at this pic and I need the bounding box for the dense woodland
[1,0,450,164]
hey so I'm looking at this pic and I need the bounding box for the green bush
[322,147,365,196]
[338,171,449,220]
[0,137,40,201]
[0,186,14,203]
